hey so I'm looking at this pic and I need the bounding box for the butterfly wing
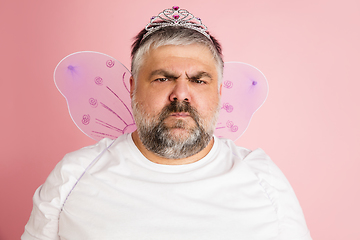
[54,51,136,141]
[214,62,268,141]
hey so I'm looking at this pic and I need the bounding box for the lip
[169,112,191,118]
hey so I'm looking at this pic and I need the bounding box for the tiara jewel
[142,6,211,41]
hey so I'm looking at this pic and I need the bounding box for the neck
[131,131,214,165]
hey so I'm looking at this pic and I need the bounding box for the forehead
[140,44,218,74]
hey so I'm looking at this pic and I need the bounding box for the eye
[154,78,169,82]
[192,79,206,84]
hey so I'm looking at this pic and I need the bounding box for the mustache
[158,101,200,123]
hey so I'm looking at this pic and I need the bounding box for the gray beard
[132,99,219,159]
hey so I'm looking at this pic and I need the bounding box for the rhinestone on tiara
[142,6,211,41]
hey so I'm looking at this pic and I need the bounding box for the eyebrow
[186,71,213,80]
[149,69,179,79]
[150,69,213,81]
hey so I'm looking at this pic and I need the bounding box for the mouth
[158,101,199,125]
[163,112,195,129]
[169,112,191,118]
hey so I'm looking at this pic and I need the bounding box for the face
[131,44,221,159]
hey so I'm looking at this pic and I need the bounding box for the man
[22,6,312,240]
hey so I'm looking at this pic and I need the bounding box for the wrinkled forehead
[139,38,217,63]
[146,42,216,62]
[133,43,223,86]
[142,44,218,75]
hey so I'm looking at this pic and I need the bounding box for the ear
[130,76,135,96]
[219,83,222,96]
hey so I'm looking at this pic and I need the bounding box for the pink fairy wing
[54,51,136,141]
[214,62,268,141]
[55,53,267,142]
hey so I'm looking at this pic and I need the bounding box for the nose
[169,80,191,102]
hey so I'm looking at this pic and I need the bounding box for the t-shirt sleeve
[21,138,114,240]
[243,149,312,240]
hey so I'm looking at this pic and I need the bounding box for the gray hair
[131,26,224,86]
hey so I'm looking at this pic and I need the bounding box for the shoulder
[22,137,119,239]
[215,138,286,186]
[215,137,252,160]
[45,137,116,187]
[216,139,280,190]
[38,136,118,209]
[62,137,116,165]
[216,138,312,239]
[243,148,312,239]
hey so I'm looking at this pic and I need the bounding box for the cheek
[194,94,220,116]
[134,91,168,115]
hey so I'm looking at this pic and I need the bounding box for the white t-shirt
[22,134,312,240]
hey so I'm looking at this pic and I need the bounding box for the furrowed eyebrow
[149,69,179,79]
[149,70,213,81]
[186,72,213,81]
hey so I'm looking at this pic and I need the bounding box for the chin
[167,116,196,127]
[168,128,193,140]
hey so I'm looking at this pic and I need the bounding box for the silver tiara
[142,6,211,41]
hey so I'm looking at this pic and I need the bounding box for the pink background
[1,0,359,239]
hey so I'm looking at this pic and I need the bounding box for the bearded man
[22,6,312,240]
